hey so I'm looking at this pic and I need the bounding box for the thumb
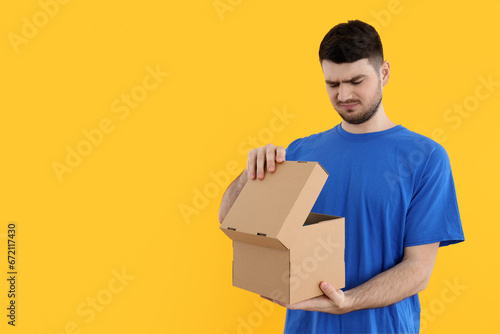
[320,281,343,304]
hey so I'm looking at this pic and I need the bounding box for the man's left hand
[262,281,352,315]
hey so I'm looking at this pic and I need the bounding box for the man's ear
[380,60,390,86]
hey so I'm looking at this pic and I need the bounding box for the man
[219,20,464,333]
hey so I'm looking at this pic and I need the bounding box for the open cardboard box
[220,161,345,304]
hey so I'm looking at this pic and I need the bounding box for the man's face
[322,58,384,125]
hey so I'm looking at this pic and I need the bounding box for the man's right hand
[246,143,286,180]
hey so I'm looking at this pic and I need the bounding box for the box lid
[220,161,329,249]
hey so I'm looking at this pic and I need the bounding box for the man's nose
[337,84,354,102]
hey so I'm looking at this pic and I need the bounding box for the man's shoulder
[286,127,336,150]
[286,125,450,162]
[395,127,449,158]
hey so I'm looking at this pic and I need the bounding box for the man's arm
[218,171,248,223]
[343,242,439,311]
[219,144,286,223]
[266,242,439,314]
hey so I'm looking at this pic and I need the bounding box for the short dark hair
[319,20,384,70]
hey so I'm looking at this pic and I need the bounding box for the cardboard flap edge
[220,226,288,250]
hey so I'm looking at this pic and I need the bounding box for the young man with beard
[219,20,464,333]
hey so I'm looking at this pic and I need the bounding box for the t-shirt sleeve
[285,138,302,161]
[404,144,465,247]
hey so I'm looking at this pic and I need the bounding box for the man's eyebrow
[325,74,367,85]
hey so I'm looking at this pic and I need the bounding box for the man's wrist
[341,290,356,314]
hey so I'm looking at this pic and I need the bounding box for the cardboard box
[220,161,345,304]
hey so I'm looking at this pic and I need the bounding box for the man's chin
[337,111,376,125]
[335,110,361,124]
[342,118,366,125]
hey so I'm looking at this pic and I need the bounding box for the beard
[334,84,383,125]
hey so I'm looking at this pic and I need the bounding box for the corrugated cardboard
[220,161,345,304]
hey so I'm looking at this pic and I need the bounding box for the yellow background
[1,0,498,333]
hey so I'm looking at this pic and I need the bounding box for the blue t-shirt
[284,124,464,334]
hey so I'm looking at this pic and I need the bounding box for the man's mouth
[339,103,359,110]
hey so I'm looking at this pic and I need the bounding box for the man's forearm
[218,171,248,223]
[343,243,438,312]
[344,259,426,311]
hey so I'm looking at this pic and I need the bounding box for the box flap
[220,161,328,248]
[221,228,287,251]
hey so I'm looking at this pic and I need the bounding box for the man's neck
[340,105,396,134]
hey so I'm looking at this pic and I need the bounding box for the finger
[266,144,276,172]
[320,282,343,305]
[276,146,286,163]
[256,147,266,179]
[247,149,258,180]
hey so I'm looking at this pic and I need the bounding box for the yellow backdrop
[1,0,498,333]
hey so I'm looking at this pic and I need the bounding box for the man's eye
[352,81,362,85]
[329,84,339,88]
